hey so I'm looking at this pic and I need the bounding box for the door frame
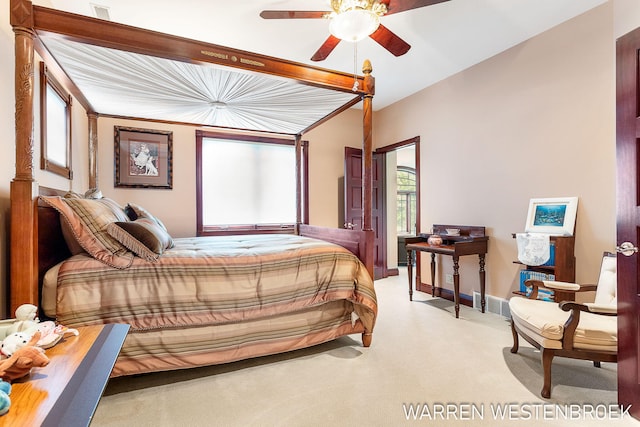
[344,147,386,279]
[377,136,421,277]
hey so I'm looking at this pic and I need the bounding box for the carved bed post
[362,60,374,231]
[361,60,375,281]
[88,112,99,189]
[9,0,39,314]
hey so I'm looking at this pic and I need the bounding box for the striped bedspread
[53,234,377,375]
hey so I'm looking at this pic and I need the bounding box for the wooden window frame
[40,62,73,179]
[196,130,309,236]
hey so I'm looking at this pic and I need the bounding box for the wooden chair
[509,252,617,398]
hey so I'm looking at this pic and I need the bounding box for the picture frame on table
[114,126,173,189]
[525,197,578,236]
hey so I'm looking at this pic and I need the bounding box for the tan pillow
[40,196,134,269]
[124,203,173,248]
[107,218,173,262]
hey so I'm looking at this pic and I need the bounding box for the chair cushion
[509,297,617,352]
[594,255,617,306]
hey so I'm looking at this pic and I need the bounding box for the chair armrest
[560,301,617,316]
[540,281,580,291]
[558,301,616,350]
[524,279,597,300]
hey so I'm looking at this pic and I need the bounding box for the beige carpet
[92,269,639,426]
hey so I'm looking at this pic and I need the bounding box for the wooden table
[0,323,129,427]
[406,225,488,318]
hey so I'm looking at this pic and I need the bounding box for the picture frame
[114,126,173,189]
[525,197,578,236]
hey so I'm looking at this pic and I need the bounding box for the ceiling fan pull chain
[352,42,359,91]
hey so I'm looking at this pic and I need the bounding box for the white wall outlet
[445,274,454,284]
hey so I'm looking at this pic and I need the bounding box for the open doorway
[377,137,420,276]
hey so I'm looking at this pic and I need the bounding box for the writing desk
[406,225,488,318]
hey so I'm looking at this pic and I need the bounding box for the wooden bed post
[88,112,99,189]
[361,60,375,281]
[294,134,302,225]
[9,0,39,314]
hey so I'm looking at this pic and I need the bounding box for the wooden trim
[194,130,309,237]
[375,136,420,154]
[39,61,73,179]
[88,112,98,189]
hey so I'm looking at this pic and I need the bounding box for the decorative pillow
[40,196,134,269]
[124,203,173,247]
[60,220,87,255]
[107,218,173,262]
[56,190,104,255]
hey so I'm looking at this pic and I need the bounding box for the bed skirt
[112,300,364,376]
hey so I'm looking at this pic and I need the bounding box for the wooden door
[345,147,385,279]
[616,27,640,420]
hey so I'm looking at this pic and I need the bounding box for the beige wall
[1,1,638,315]
[95,118,197,238]
[305,109,364,227]
[615,0,640,37]
[375,2,616,299]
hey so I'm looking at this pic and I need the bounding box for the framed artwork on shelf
[114,126,173,189]
[525,197,578,236]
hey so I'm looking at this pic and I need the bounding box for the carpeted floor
[91,269,639,426]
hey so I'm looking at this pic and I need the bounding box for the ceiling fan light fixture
[329,0,386,42]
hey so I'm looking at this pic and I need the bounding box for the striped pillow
[40,196,134,269]
[107,218,173,262]
[124,203,173,248]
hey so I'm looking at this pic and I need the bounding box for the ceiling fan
[260,0,450,61]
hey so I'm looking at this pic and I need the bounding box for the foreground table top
[0,323,129,427]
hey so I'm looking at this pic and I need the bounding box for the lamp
[329,0,387,42]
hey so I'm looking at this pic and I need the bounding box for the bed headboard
[37,187,71,311]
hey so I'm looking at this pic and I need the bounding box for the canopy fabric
[40,36,360,135]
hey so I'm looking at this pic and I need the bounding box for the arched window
[397,166,416,235]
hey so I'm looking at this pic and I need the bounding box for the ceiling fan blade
[382,0,450,16]
[311,36,341,62]
[260,11,329,19]
[369,25,411,57]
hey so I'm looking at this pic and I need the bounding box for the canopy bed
[9,0,378,376]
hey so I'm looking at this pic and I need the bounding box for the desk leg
[407,249,414,301]
[479,254,486,313]
[453,256,460,318]
[430,253,436,297]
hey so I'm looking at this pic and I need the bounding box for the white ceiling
[34,0,607,110]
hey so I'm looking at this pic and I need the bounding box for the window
[196,130,308,235]
[40,62,72,179]
[397,166,416,235]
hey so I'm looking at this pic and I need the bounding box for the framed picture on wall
[114,126,173,189]
[525,197,578,236]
